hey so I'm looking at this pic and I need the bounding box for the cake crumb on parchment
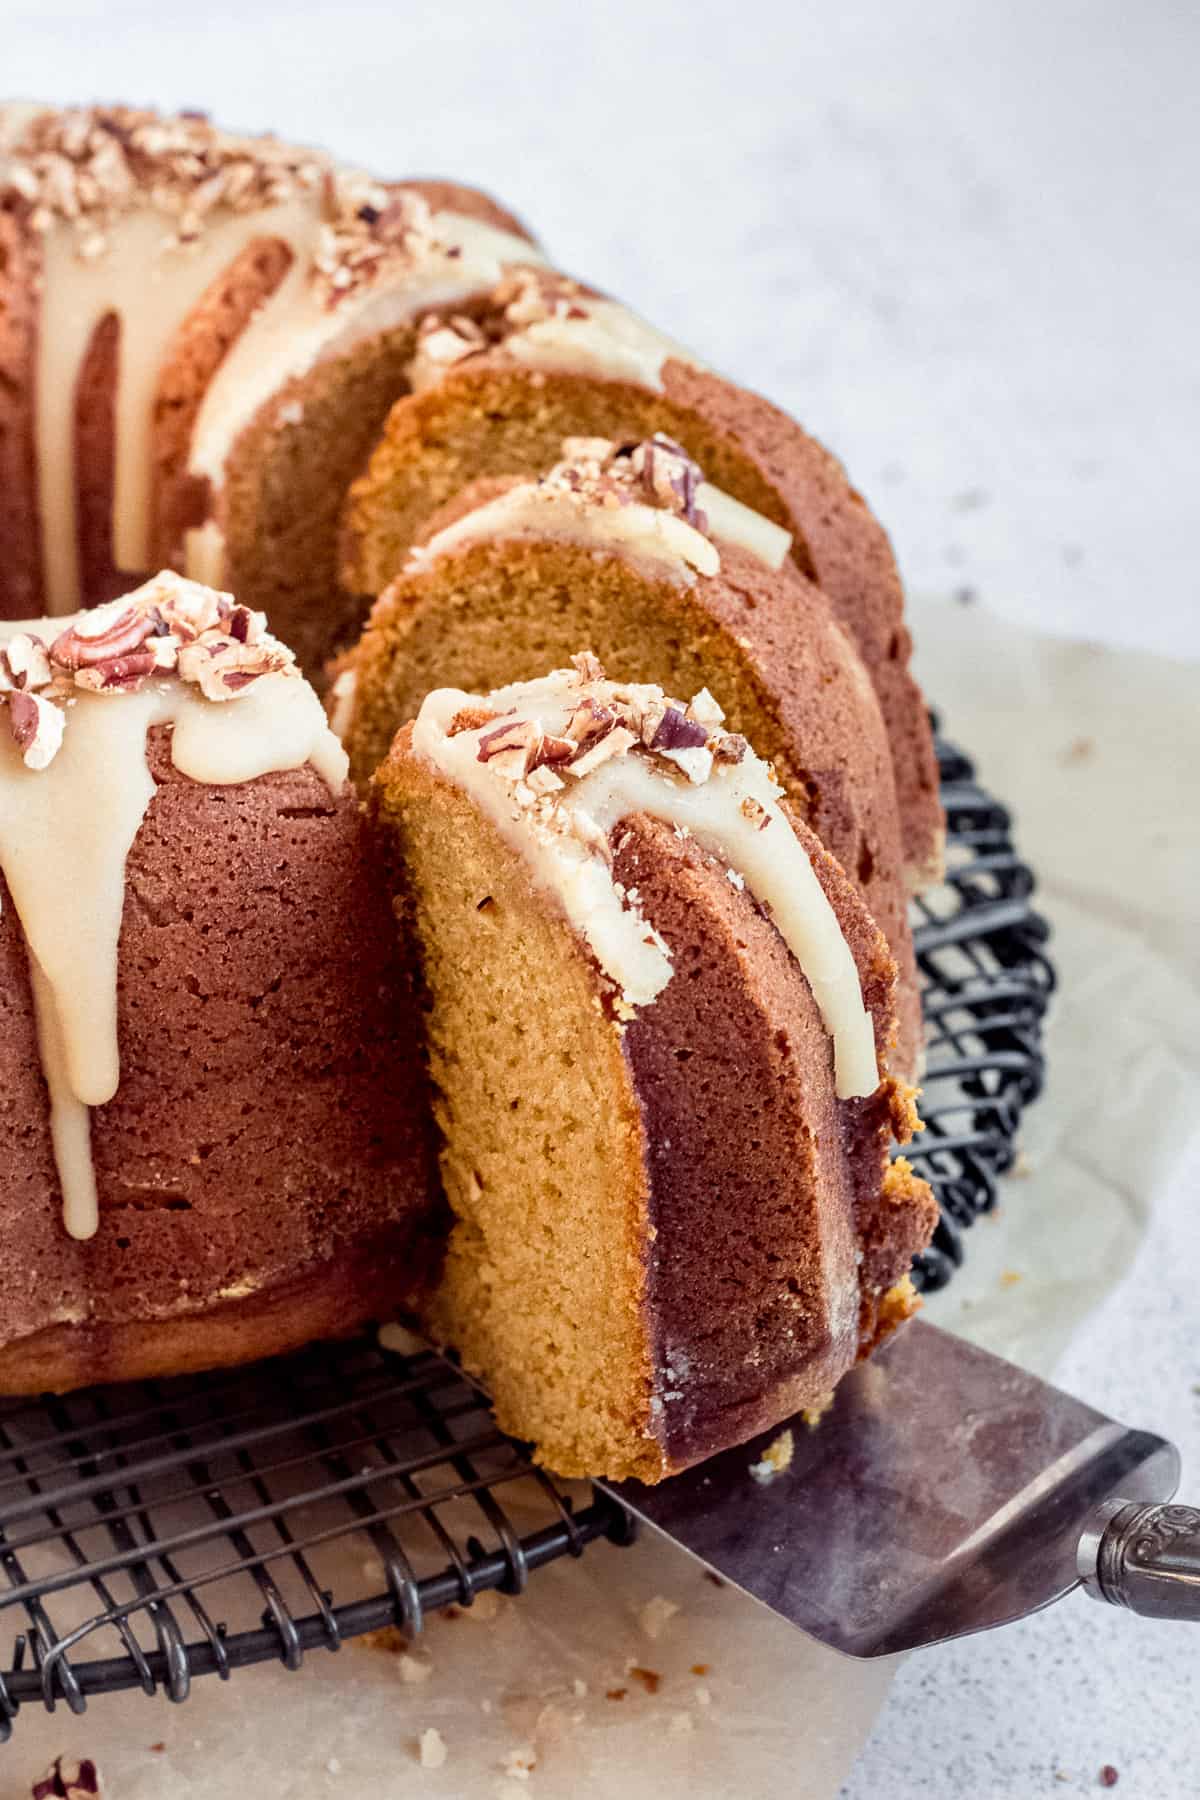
[637,1595,679,1639]
[417,1727,447,1769]
[749,1426,794,1483]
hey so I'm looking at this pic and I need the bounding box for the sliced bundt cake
[0,572,437,1392]
[0,104,540,671]
[341,270,943,889]
[342,435,923,1075]
[371,657,936,1481]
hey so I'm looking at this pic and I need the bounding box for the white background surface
[1,3,1197,1795]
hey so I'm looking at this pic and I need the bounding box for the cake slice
[342,434,923,1076]
[370,657,936,1481]
[0,572,437,1392]
[341,272,943,889]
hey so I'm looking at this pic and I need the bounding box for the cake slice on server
[370,657,936,1483]
[0,573,438,1394]
[340,434,924,1077]
[341,271,943,890]
[0,104,540,671]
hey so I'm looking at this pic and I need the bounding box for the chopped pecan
[530,732,576,767]
[659,743,714,785]
[570,650,606,684]
[630,435,707,528]
[476,716,542,774]
[566,724,638,777]
[740,795,772,829]
[31,1756,101,1799]
[51,602,154,670]
[650,706,709,753]
[177,636,289,700]
[686,686,725,729]
[564,696,615,748]
[225,604,264,644]
[73,648,158,692]
[0,632,53,692]
[711,732,748,764]
[525,763,565,795]
[5,690,65,770]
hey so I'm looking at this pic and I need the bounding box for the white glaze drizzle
[186,210,546,494]
[0,605,346,1239]
[409,445,791,582]
[27,192,541,613]
[408,295,698,396]
[413,485,721,583]
[411,671,878,1100]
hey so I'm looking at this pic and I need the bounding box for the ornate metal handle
[1078,1499,1200,1621]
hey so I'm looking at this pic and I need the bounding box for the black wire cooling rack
[0,727,1051,1738]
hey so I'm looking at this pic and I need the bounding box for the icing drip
[10,104,544,611]
[0,579,346,1238]
[408,295,699,396]
[185,209,547,498]
[412,666,878,1100]
[497,298,694,390]
[36,201,314,614]
[415,485,720,583]
[409,436,791,580]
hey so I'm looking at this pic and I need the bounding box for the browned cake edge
[340,356,943,888]
[0,733,439,1393]
[344,531,923,1078]
[372,723,934,1481]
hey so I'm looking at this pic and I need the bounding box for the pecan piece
[564,696,615,748]
[740,795,772,829]
[74,648,158,692]
[650,706,710,753]
[6,690,65,770]
[686,686,725,730]
[630,435,707,528]
[566,724,638,777]
[51,601,154,670]
[32,1755,101,1799]
[570,650,606,684]
[476,716,542,775]
[177,636,289,700]
[711,732,748,764]
[0,632,53,692]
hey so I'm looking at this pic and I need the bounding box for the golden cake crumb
[418,1727,447,1769]
[749,1427,794,1483]
[638,1595,680,1640]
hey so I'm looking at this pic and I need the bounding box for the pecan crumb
[31,1758,101,1799]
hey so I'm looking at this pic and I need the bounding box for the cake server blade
[602,1320,1194,1656]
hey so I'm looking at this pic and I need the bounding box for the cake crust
[0,730,439,1390]
[372,691,934,1481]
[345,516,923,1075]
[341,351,943,888]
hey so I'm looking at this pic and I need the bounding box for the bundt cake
[0,100,941,1475]
[340,268,943,890]
[370,657,936,1481]
[0,571,437,1393]
[0,103,539,671]
[341,434,923,1075]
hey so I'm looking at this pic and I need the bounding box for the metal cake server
[604,1321,1199,1655]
